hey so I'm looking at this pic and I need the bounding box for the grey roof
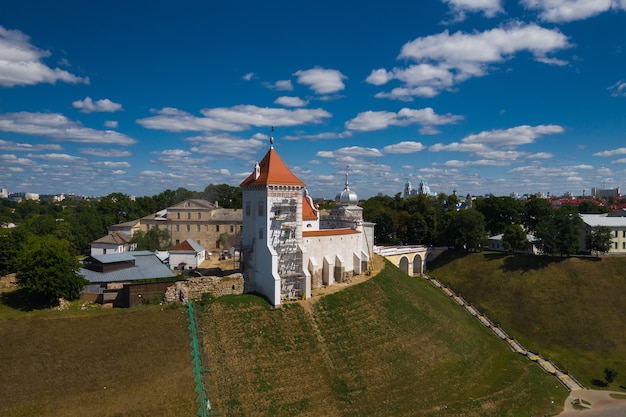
[80,251,175,283]
[580,213,626,227]
[91,232,131,245]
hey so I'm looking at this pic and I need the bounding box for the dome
[335,170,358,205]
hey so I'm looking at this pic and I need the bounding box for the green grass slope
[0,305,196,417]
[198,261,564,417]
[428,250,626,391]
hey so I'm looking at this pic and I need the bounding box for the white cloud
[104,120,119,128]
[294,67,346,94]
[79,147,132,157]
[316,146,384,158]
[283,131,352,141]
[611,158,626,164]
[26,153,86,162]
[0,112,137,145]
[345,107,463,132]
[443,0,504,21]
[138,105,331,132]
[187,134,265,158]
[274,96,309,107]
[263,79,294,91]
[370,23,571,100]
[430,142,489,152]
[242,72,255,81]
[608,80,626,97]
[382,141,425,154]
[158,149,191,156]
[0,139,62,152]
[72,97,123,113]
[520,0,624,23]
[461,124,565,146]
[0,26,88,87]
[594,147,626,157]
[95,161,131,168]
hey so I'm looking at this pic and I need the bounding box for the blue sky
[2,0,626,200]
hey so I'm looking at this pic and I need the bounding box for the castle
[240,138,375,306]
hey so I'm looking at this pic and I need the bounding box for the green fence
[186,301,218,416]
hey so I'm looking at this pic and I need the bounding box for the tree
[586,225,612,256]
[502,224,530,253]
[474,196,523,236]
[522,197,553,233]
[535,209,582,256]
[16,235,87,306]
[130,227,171,251]
[604,367,618,384]
[442,209,487,251]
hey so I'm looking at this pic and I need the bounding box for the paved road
[555,389,626,416]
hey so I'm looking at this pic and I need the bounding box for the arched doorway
[399,256,409,275]
[412,253,423,276]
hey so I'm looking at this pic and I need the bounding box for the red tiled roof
[240,148,305,187]
[172,240,194,251]
[302,196,318,220]
[303,228,359,237]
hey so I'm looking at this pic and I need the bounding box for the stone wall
[164,273,244,303]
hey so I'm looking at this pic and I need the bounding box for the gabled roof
[240,148,305,187]
[91,231,131,246]
[169,199,215,210]
[171,238,205,253]
[302,196,318,221]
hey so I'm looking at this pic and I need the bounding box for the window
[623,230,625,238]
[186,225,191,232]
[177,212,180,219]
[230,225,234,233]
[623,242,625,249]
[198,212,201,219]
[176,225,180,232]
[245,202,250,216]
[258,202,264,216]
[615,242,619,249]
[197,225,201,232]
[175,239,180,245]
[187,212,191,219]
[259,228,264,239]
[616,231,619,238]
[216,225,220,232]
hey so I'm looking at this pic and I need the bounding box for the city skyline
[2,0,626,199]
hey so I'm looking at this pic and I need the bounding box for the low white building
[580,213,626,254]
[169,239,206,270]
[90,232,135,256]
[487,233,540,254]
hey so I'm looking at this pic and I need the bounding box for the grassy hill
[428,250,626,391]
[1,255,587,417]
[197,260,564,417]
[0,303,197,417]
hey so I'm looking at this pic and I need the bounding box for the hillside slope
[428,250,626,390]
[198,260,563,417]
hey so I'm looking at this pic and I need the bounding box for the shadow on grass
[591,379,608,388]
[0,288,50,311]
[500,254,604,272]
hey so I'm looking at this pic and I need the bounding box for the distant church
[403,179,437,198]
[240,137,375,306]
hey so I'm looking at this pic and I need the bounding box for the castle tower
[240,136,308,306]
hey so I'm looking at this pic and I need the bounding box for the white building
[169,238,206,270]
[240,139,375,307]
[90,231,135,256]
[580,213,626,254]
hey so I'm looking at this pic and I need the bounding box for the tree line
[363,193,613,256]
[1,185,615,306]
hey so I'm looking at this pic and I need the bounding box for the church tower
[240,136,308,306]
